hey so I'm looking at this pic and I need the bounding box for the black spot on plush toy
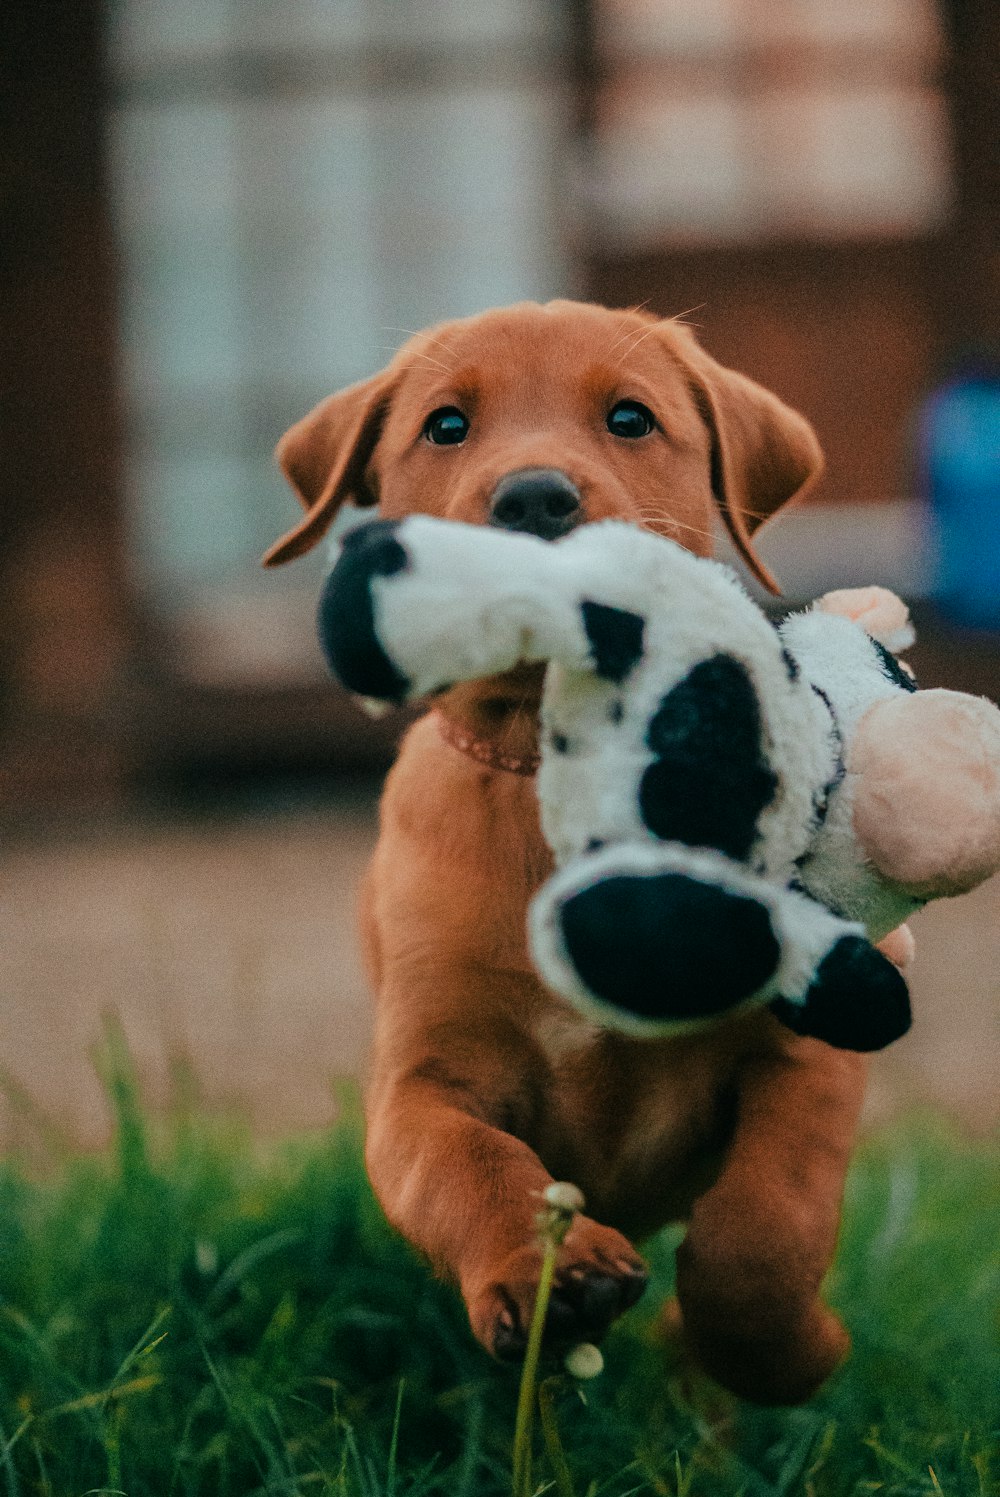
[317,516,1000,1052]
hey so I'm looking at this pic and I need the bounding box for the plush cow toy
[317,515,1000,1051]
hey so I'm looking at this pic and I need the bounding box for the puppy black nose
[488,469,582,540]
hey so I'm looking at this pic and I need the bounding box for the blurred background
[1,0,997,1144]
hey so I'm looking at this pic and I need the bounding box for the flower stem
[511,1183,583,1497]
[539,1376,576,1497]
[512,1234,558,1497]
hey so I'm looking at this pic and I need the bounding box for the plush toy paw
[532,844,871,1038]
[543,868,782,1035]
[467,1220,648,1361]
[770,934,911,1051]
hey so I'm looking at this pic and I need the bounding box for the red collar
[433,708,540,776]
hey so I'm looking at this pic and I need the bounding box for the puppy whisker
[382,325,427,344]
[616,322,662,366]
[382,327,460,370]
[631,508,718,546]
[408,351,456,378]
[607,314,653,358]
[416,335,462,370]
[666,302,707,328]
[606,301,658,356]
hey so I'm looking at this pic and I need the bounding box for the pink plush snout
[851,690,1000,898]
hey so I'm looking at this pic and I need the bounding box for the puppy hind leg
[675,1041,866,1404]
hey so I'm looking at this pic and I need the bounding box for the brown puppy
[265,300,866,1405]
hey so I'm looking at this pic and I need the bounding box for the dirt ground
[1,792,997,1148]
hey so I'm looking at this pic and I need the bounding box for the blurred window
[591,0,951,245]
[109,0,571,683]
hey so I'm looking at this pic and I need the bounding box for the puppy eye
[424,407,469,445]
[607,400,655,439]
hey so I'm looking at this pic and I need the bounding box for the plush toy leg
[530,844,860,1037]
[317,515,595,704]
[549,870,780,1030]
[770,936,911,1052]
[317,520,413,703]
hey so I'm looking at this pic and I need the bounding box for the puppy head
[263,300,822,590]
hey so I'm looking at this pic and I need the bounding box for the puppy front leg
[365,999,647,1358]
[675,1032,866,1404]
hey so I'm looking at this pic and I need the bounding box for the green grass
[0,1027,996,1497]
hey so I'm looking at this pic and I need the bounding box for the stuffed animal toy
[317,515,1000,1051]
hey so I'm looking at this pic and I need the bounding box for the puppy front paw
[467,1217,648,1361]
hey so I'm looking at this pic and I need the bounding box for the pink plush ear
[851,691,1000,898]
[816,586,915,654]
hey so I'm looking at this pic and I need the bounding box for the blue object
[923,368,1000,629]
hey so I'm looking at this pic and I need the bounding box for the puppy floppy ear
[262,370,396,567]
[679,341,824,594]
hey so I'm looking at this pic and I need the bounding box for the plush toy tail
[530,843,910,1051]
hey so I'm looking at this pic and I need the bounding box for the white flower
[543,1181,585,1213]
[564,1342,604,1380]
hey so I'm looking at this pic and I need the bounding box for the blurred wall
[1,0,998,822]
[0,2,135,817]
